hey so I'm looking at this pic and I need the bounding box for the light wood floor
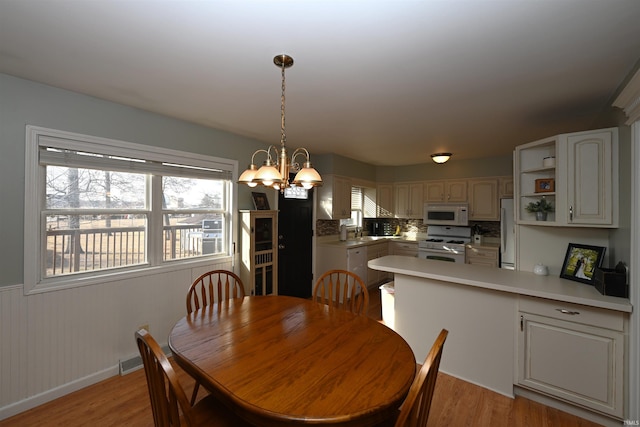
[1,288,603,427]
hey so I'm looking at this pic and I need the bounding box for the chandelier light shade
[238,54,322,192]
[431,153,452,164]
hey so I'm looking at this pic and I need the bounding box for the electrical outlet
[138,323,149,332]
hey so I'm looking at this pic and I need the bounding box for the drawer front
[465,246,498,260]
[519,296,624,331]
[390,242,418,256]
[467,258,497,267]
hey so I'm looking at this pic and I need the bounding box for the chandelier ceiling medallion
[238,54,322,192]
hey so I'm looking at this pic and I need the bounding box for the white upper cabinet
[424,180,467,203]
[468,178,499,220]
[316,174,352,220]
[394,182,423,218]
[566,130,616,226]
[515,127,618,228]
[376,183,394,218]
[499,176,514,198]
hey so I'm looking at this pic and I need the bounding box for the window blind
[39,147,232,180]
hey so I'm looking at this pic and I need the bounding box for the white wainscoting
[0,259,233,420]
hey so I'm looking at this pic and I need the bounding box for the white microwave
[424,203,469,226]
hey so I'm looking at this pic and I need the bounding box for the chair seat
[190,395,253,427]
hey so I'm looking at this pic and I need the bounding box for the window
[340,186,364,228]
[24,126,237,293]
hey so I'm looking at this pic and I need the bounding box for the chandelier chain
[280,63,286,147]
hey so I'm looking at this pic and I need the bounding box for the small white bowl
[533,263,549,276]
[543,156,556,168]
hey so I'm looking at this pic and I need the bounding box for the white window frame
[24,126,238,294]
[340,186,364,229]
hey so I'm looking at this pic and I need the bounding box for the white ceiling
[1,0,640,166]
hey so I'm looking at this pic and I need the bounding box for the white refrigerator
[500,198,516,270]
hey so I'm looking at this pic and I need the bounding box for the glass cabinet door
[254,217,273,251]
[240,210,278,296]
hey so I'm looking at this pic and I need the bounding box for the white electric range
[417,225,471,263]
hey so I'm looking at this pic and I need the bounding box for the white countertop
[317,235,418,248]
[368,255,632,313]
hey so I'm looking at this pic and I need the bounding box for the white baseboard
[514,385,622,427]
[0,366,118,421]
[440,369,515,399]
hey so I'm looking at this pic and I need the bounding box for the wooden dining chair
[135,329,252,427]
[393,329,448,427]
[186,270,245,314]
[185,270,244,403]
[313,269,369,315]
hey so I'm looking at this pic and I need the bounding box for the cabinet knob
[278,244,285,249]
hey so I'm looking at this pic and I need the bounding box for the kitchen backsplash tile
[317,218,500,238]
[470,221,500,238]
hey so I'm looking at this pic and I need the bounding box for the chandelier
[238,54,322,192]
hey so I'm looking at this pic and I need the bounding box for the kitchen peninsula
[368,255,632,424]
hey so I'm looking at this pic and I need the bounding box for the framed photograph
[251,192,270,210]
[535,178,555,193]
[560,243,606,285]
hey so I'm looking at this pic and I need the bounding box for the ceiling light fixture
[431,153,452,164]
[238,54,322,192]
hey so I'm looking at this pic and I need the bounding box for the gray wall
[314,153,378,181]
[315,152,514,183]
[376,154,513,182]
[0,73,270,287]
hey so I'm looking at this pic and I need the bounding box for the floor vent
[119,345,172,375]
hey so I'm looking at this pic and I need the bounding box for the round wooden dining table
[168,295,416,427]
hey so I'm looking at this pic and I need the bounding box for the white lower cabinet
[517,297,625,418]
[366,242,391,286]
[389,241,418,257]
[465,245,499,267]
[316,244,368,285]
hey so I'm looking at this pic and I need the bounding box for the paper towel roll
[340,225,347,241]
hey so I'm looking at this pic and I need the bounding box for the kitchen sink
[353,236,382,241]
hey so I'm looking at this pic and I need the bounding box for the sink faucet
[355,226,362,238]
